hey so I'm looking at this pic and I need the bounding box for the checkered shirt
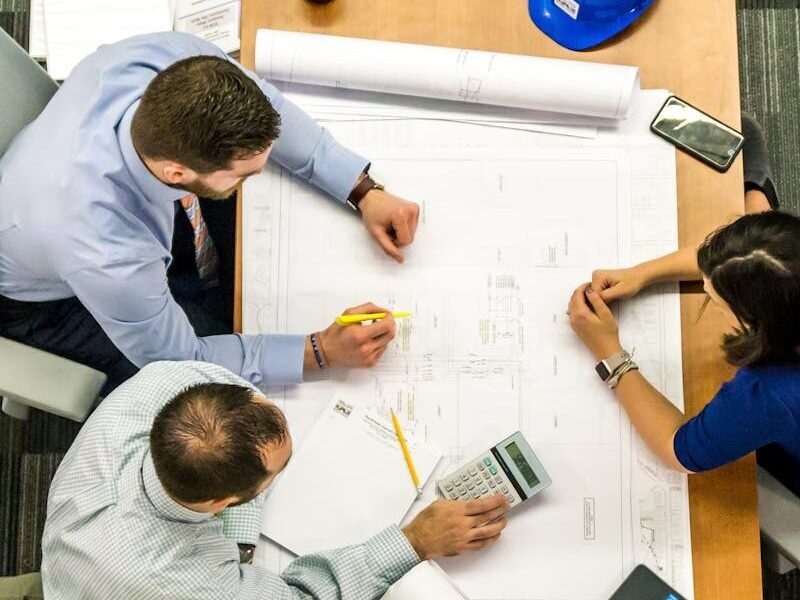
[41,361,419,599]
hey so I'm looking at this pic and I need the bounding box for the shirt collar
[141,450,212,524]
[117,100,188,204]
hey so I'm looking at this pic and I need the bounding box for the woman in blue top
[568,210,800,495]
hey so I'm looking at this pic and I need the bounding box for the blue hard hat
[528,0,656,51]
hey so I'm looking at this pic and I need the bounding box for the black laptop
[609,565,687,600]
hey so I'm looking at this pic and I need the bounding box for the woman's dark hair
[150,383,288,504]
[697,211,800,367]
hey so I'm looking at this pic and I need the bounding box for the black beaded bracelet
[309,332,327,370]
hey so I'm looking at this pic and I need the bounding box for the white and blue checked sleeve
[222,491,267,546]
[225,525,420,600]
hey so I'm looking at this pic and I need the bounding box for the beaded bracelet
[309,332,328,370]
[607,360,639,390]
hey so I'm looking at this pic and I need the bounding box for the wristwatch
[346,172,385,212]
[594,350,632,383]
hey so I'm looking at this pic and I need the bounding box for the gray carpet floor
[1,1,799,597]
[739,0,800,214]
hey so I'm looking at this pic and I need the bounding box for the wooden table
[236,2,761,598]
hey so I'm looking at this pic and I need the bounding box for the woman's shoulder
[727,364,800,409]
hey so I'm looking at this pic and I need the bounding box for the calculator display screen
[505,442,540,487]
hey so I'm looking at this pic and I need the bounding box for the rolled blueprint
[255,29,640,120]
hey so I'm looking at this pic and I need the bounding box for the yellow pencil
[390,409,422,497]
[336,311,412,325]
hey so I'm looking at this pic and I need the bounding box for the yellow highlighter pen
[336,311,412,325]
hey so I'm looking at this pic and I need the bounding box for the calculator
[436,431,551,506]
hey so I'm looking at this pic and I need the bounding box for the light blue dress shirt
[0,33,369,386]
[41,361,420,600]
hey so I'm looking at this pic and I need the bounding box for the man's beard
[181,178,241,201]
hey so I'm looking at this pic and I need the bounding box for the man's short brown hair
[131,55,280,173]
[150,382,288,504]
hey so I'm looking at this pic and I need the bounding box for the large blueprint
[243,90,693,599]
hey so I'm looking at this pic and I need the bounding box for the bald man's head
[150,382,288,504]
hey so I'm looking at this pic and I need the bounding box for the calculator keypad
[437,453,521,505]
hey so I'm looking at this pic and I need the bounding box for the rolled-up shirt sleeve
[265,90,369,202]
[229,59,369,202]
[63,257,305,387]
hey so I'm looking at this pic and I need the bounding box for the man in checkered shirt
[41,361,509,599]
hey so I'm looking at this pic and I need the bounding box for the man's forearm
[237,526,419,600]
[637,245,702,286]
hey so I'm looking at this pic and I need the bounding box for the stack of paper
[28,0,240,80]
[261,397,441,556]
[39,0,172,80]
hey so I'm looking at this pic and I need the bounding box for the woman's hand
[568,283,623,361]
[590,266,648,303]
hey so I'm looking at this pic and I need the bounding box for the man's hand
[402,495,509,560]
[359,189,420,263]
[590,266,648,303]
[568,283,623,361]
[317,303,396,368]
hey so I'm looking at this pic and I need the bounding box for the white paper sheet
[245,90,693,599]
[173,0,240,53]
[260,397,441,556]
[28,0,46,59]
[275,84,600,139]
[42,0,172,80]
[255,29,639,120]
[382,561,466,600]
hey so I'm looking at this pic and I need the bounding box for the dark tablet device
[609,565,687,600]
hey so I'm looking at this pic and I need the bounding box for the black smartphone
[650,95,744,172]
[609,564,686,600]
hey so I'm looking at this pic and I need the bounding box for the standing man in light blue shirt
[41,361,509,599]
[0,32,420,391]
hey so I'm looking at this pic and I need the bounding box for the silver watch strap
[600,350,631,378]
[607,360,639,389]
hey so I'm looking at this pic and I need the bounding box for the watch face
[595,362,611,381]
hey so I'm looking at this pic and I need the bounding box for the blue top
[0,33,368,387]
[674,365,800,472]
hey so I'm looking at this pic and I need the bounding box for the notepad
[173,0,241,54]
[261,397,442,556]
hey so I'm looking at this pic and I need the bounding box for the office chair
[0,27,106,422]
[759,467,800,574]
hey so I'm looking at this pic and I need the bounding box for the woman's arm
[568,284,692,472]
[592,245,702,303]
[611,369,691,472]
